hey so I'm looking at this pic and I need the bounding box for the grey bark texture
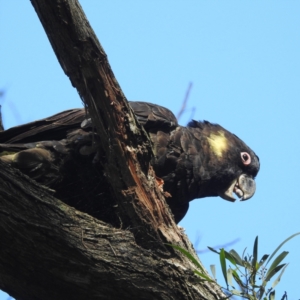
[0,0,226,299]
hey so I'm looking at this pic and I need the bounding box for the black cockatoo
[0,102,259,223]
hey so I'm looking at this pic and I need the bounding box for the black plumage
[0,102,259,223]
[131,102,259,222]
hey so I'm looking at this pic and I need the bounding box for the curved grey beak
[219,174,256,202]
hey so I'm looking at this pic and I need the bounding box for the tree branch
[0,0,226,298]
[30,0,181,248]
[0,162,221,300]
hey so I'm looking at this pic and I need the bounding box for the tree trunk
[0,0,225,299]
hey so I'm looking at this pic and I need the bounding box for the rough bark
[0,0,225,299]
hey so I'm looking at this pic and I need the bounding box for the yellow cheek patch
[207,131,228,158]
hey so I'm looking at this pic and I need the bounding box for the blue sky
[1,1,300,299]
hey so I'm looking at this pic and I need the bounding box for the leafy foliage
[169,233,300,299]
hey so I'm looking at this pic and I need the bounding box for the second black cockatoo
[0,102,259,223]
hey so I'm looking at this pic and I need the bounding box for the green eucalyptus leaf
[220,248,228,287]
[168,244,204,271]
[266,232,300,266]
[264,263,286,283]
[265,251,288,281]
[259,254,269,267]
[208,246,219,254]
[193,270,214,282]
[168,244,214,283]
[271,263,289,289]
[229,249,244,266]
[223,250,238,266]
[232,268,244,289]
[252,236,258,270]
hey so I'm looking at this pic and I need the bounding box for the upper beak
[219,174,256,202]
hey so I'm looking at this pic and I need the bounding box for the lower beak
[219,174,256,202]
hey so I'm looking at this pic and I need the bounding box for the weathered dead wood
[0,0,226,299]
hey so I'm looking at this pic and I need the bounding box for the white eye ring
[241,152,251,166]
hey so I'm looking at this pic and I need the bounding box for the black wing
[0,109,86,144]
[129,101,178,130]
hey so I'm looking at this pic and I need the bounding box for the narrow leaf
[168,244,215,282]
[252,236,258,269]
[229,249,244,266]
[232,269,245,289]
[210,264,216,280]
[168,244,204,271]
[220,248,228,287]
[271,263,289,289]
[193,270,214,282]
[265,251,288,281]
[259,254,269,267]
[266,232,300,266]
[227,268,233,287]
[223,250,239,266]
[208,246,219,254]
[264,263,286,283]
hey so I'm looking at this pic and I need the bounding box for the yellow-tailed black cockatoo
[0,102,259,223]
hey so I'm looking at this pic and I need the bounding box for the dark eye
[241,152,251,166]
